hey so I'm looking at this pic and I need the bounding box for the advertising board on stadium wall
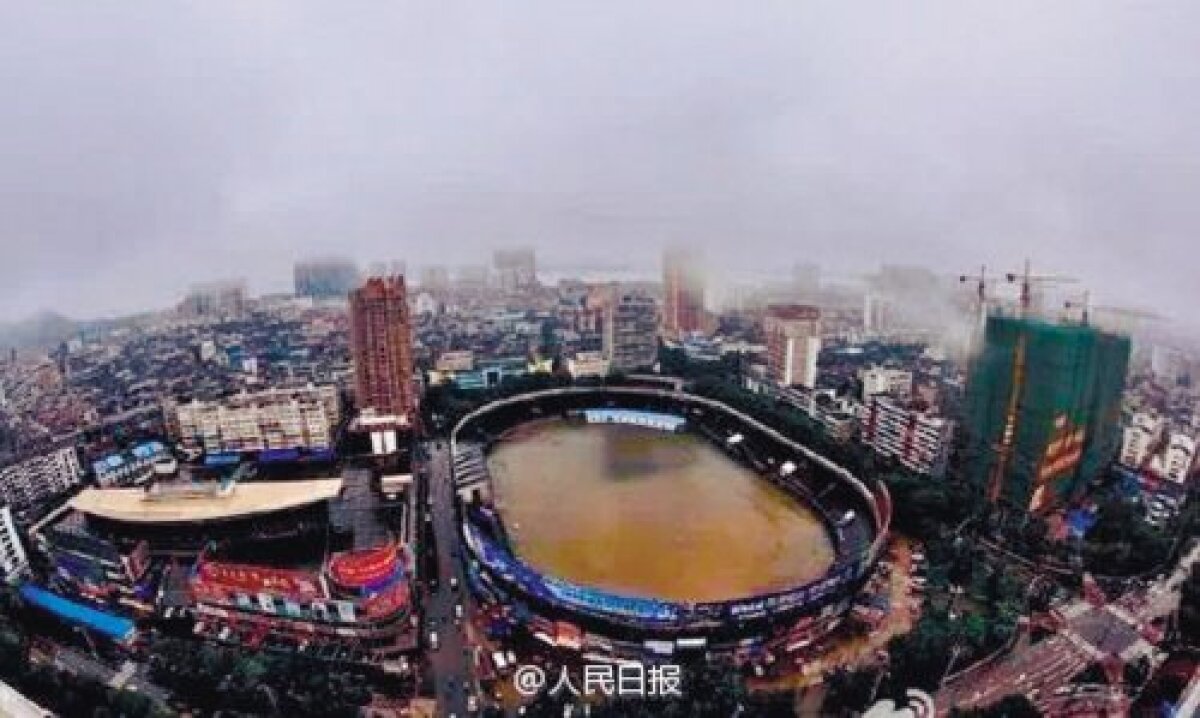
[467,520,860,629]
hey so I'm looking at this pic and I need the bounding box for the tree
[822,666,879,715]
[950,694,1040,718]
[1181,563,1200,646]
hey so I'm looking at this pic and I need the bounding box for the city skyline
[3,5,1200,716]
[2,3,1199,334]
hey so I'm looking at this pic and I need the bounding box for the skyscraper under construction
[963,314,1130,513]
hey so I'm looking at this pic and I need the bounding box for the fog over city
[2,2,1199,330]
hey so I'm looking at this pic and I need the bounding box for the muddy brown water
[488,420,835,603]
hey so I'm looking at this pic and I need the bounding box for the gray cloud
[1,2,1198,332]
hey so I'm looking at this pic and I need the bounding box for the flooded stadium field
[488,420,836,603]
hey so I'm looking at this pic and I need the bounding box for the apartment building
[764,305,821,389]
[1120,413,1164,469]
[863,396,955,477]
[1163,434,1196,484]
[859,366,914,399]
[0,506,29,582]
[604,290,659,373]
[173,384,341,454]
[0,445,81,510]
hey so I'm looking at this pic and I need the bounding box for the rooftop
[69,478,343,524]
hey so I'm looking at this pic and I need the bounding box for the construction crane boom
[1005,258,1078,315]
[1064,290,1162,330]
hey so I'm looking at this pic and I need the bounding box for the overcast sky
[2,3,1198,330]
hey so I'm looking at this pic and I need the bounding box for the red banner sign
[195,560,322,599]
[327,542,399,588]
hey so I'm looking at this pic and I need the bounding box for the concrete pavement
[424,440,479,716]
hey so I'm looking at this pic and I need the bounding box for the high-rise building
[0,445,81,510]
[963,315,1131,512]
[349,276,415,419]
[603,289,659,373]
[294,257,360,299]
[455,265,490,291]
[1120,413,1164,469]
[0,505,29,581]
[179,280,246,319]
[764,305,822,389]
[1163,434,1196,484]
[493,248,537,293]
[661,247,705,338]
[863,396,955,477]
[418,265,450,293]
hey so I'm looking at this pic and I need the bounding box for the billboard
[195,560,322,599]
[361,580,411,620]
[327,542,400,589]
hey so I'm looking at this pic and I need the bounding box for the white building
[173,384,341,454]
[764,305,821,389]
[859,366,913,399]
[568,351,610,379]
[0,679,51,718]
[603,290,659,373]
[1120,413,1164,469]
[1150,345,1187,384]
[772,384,860,444]
[414,291,440,316]
[0,506,28,582]
[91,441,171,487]
[198,339,218,362]
[435,350,475,373]
[863,396,955,477]
[0,446,81,509]
[1163,433,1196,484]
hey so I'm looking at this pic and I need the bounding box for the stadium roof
[68,478,344,524]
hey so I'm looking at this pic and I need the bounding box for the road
[424,439,478,716]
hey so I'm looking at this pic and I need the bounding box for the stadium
[452,385,892,650]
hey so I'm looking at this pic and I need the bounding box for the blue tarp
[259,448,301,463]
[309,448,336,462]
[131,441,165,460]
[1066,508,1099,538]
[203,452,241,467]
[19,585,135,641]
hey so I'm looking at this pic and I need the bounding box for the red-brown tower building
[661,247,705,338]
[349,276,415,419]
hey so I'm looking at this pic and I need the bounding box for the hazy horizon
[3,3,1199,333]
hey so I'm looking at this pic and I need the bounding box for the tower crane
[959,264,997,337]
[1063,291,1162,332]
[1005,258,1078,316]
[958,264,991,306]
